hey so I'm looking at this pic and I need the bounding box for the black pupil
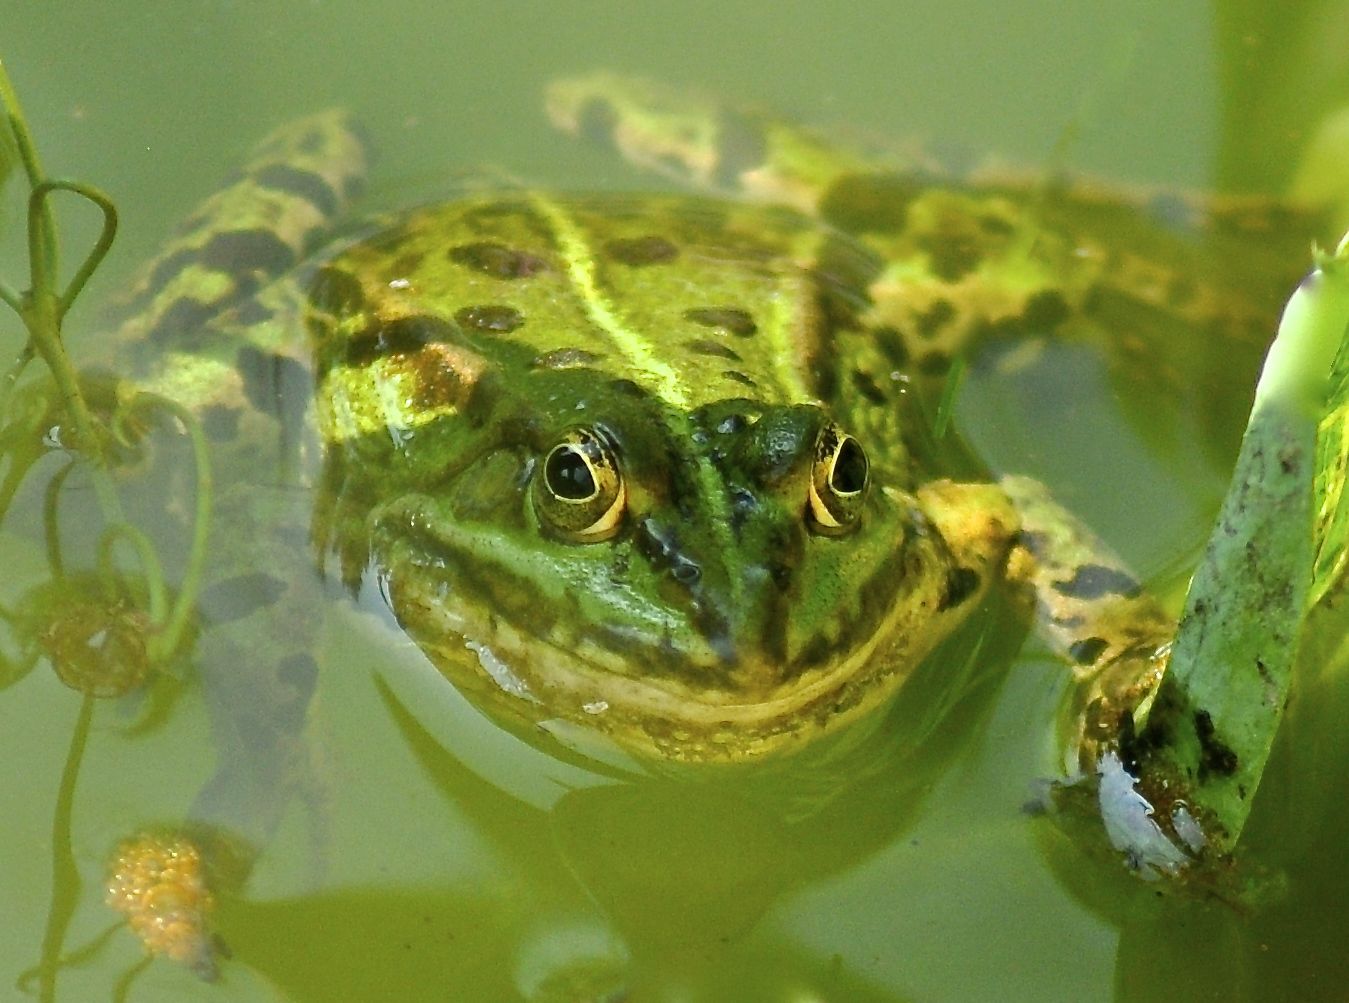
[547,446,597,500]
[831,437,868,494]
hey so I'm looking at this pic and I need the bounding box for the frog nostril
[672,560,702,585]
[636,518,702,585]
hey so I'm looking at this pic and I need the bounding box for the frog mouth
[372,497,972,762]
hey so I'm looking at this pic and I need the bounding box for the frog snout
[633,516,799,675]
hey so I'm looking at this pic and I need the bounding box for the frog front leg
[999,475,1174,772]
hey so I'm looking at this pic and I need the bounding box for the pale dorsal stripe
[527,194,690,410]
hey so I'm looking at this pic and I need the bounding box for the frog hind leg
[107,109,371,350]
[545,71,937,214]
[1000,476,1175,773]
[544,73,1319,389]
[97,113,371,974]
[543,74,1108,378]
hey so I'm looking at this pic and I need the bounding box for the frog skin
[104,76,1311,820]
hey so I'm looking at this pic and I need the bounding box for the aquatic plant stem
[0,58,119,516]
[135,394,212,662]
[0,57,57,283]
[35,691,95,1003]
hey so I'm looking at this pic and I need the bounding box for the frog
[79,72,1324,977]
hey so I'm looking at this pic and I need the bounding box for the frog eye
[808,423,869,534]
[532,427,627,542]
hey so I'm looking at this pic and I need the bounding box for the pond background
[4,2,1349,1000]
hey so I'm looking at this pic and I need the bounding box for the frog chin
[381,551,973,763]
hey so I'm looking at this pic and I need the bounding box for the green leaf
[1136,237,1349,854]
[1312,307,1349,605]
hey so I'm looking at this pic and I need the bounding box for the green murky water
[4,3,1349,1000]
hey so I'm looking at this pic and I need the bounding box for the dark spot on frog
[683,307,757,337]
[1147,192,1200,232]
[455,304,523,333]
[603,235,679,266]
[305,313,334,346]
[576,97,620,148]
[274,653,319,730]
[1012,529,1050,556]
[609,378,646,398]
[341,171,366,202]
[1053,564,1142,600]
[873,326,909,368]
[1255,656,1274,687]
[277,651,319,693]
[200,404,241,443]
[131,248,206,314]
[916,300,956,340]
[145,296,218,345]
[200,227,298,277]
[1166,272,1198,310]
[1067,636,1109,665]
[851,369,887,405]
[685,339,743,361]
[308,265,366,316]
[199,572,289,624]
[448,241,550,279]
[231,296,276,327]
[723,370,757,388]
[252,162,340,217]
[818,172,922,233]
[917,351,950,376]
[815,234,882,314]
[918,227,983,282]
[1193,709,1239,779]
[531,347,603,369]
[346,313,457,365]
[714,110,768,187]
[237,345,309,432]
[977,211,1015,237]
[1022,289,1070,333]
[938,567,980,611]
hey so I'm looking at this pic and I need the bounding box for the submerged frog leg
[107,110,370,352]
[188,482,324,852]
[545,70,917,214]
[546,73,1312,382]
[1000,475,1174,772]
[95,112,372,975]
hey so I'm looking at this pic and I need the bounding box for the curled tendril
[29,179,119,319]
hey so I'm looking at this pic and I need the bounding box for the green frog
[111,71,1320,769]
[86,72,1320,973]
